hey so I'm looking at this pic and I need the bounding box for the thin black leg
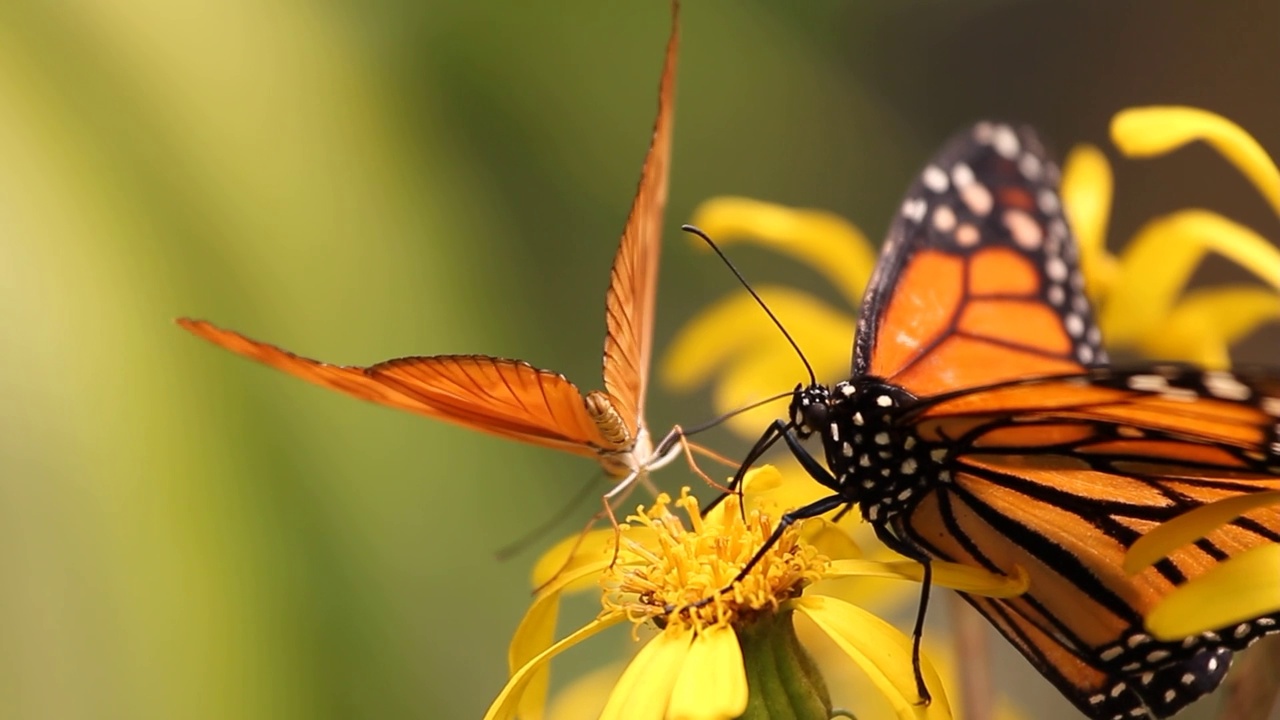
[704,419,787,516]
[911,560,933,706]
[777,420,841,492]
[874,520,934,706]
[670,492,848,614]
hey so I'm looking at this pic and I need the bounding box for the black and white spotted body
[792,378,949,525]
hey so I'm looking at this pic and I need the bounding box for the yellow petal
[824,559,1028,598]
[702,466,786,528]
[1146,544,1280,640]
[484,615,625,720]
[741,464,784,495]
[689,196,879,308]
[531,528,619,591]
[1137,286,1280,369]
[802,518,863,561]
[668,627,749,720]
[1125,490,1280,574]
[547,662,627,720]
[507,592,561,720]
[600,630,695,720]
[1112,107,1280,218]
[662,286,855,437]
[1060,144,1119,300]
[793,595,951,720]
[1100,210,1280,348]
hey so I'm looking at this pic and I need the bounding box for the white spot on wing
[1204,371,1251,401]
[922,165,949,193]
[991,124,1020,159]
[960,183,994,217]
[932,204,957,232]
[1004,208,1043,249]
[902,197,927,223]
[1127,374,1168,393]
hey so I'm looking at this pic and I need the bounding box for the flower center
[600,489,829,635]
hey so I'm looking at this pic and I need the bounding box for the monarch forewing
[177,5,680,477]
[853,123,1103,397]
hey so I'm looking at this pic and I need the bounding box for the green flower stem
[737,609,833,720]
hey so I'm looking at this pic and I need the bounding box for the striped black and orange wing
[178,319,613,455]
[898,366,1280,719]
[853,122,1104,397]
[851,123,1280,719]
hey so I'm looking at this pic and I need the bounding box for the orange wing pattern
[178,319,612,454]
[784,123,1280,719]
[600,4,678,440]
[894,365,1280,719]
[176,7,682,475]
[853,122,1103,397]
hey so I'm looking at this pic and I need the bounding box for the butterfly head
[789,382,834,439]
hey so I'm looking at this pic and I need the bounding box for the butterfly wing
[849,122,1280,718]
[895,367,1280,719]
[178,318,613,455]
[600,6,678,440]
[853,122,1105,397]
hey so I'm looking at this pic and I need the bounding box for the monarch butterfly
[726,122,1280,719]
[178,8,686,504]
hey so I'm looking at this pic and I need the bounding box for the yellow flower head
[601,488,824,634]
[487,467,1026,720]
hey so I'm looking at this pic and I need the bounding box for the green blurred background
[2,1,1277,718]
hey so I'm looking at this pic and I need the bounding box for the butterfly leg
[601,468,650,566]
[874,521,935,706]
[495,468,605,561]
[531,469,645,594]
[701,420,789,517]
[667,492,848,615]
[651,425,733,493]
[670,423,849,615]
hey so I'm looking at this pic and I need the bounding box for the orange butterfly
[179,9,687,503]
[722,122,1280,719]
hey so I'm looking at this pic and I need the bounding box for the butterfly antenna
[681,224,817,386]
[680,390,793,436]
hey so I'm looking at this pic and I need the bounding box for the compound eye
[801,401,828,431]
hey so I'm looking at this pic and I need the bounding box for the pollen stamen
[601,489,829,635]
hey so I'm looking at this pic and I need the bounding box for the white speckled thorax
[796,378,951,523]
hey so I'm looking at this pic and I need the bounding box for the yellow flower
[1124,490,1280,641]
[486,467,1027,720]
[543,631,1033,720]
[1069,107,1280,367]
[663,107,1280,433]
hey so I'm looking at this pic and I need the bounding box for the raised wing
[854,122,1105,397]
[897,365,1280,719]
[177,318,614,455]
[600,3,678,439]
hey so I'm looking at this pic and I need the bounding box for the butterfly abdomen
[585,390,633,450]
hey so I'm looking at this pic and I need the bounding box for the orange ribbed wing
[600,4,678,439]
[178,319,611,455]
